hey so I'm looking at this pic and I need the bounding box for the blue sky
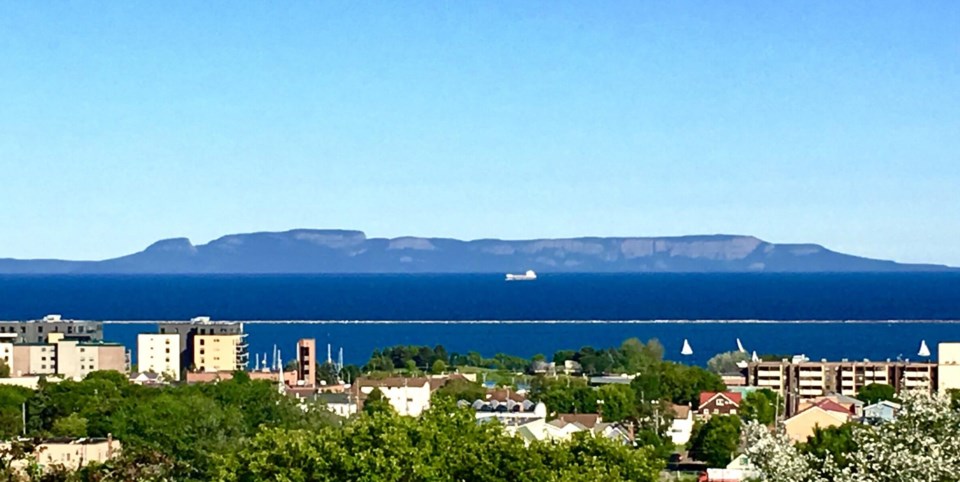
[1,2,958,264]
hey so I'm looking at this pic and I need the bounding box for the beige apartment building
[747,359,936,415]
[194,334,247,372]
[938,343,960,391]
[137,334,181,380]
[12,334,127,378]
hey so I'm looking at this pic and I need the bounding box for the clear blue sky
[1,2,958,264]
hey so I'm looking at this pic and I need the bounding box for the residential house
[669,404,694,445]
[698,392,742,419]
[356,377,433,416]
[556,413,601,429]
[317,392,358,418]
[782,400,852,443]
[798,393,863,418]
[128,372,163,385]
[862,400,901,424]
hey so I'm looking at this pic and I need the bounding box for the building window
[38,327,43,333]
[41,357,46,361]
[165,348,170,353]
[199,340,205,346]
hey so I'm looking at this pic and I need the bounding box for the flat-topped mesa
[0,229,953,274]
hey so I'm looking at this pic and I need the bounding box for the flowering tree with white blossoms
[745,390,960,482]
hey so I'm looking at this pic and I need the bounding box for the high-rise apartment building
[746,359,937,415]
[193,334,248,372]
[158,317,247,372]
[12,335,127,378]
[0,315,103,344]
[137,334,181,380]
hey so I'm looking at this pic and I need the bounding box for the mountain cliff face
[0,229,952,274]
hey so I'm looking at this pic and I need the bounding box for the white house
[669,404,694,445]
[357,377,433,416]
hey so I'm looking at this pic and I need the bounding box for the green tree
[739,389,780,425]
[434,378,485,403]
[706,351,750,375]
[0,359,10,378]
[797,423,857,468]
[0,385,31,439]
[430,359,447,375]
[51,412,89,437]
[315,362,340,385]
[363,388,393,416]
[688,415,741,467]
[855,383,897,405]
[597,384,636,422]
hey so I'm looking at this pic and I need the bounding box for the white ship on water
[505,270,537,281]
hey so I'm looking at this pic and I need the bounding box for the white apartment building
[137,334,181,380]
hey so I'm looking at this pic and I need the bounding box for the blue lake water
[1,273,960,366]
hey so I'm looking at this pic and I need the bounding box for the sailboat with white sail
[918,340,931,358]
[736,338,746,353]
[681,339,693,356]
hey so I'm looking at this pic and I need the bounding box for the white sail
[736,338,746,353]
[751,350,759,363]
[681,339,693,356]
[919,340,931,357]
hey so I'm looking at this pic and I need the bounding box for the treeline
[365,345,529,373]
[0,372,665,481]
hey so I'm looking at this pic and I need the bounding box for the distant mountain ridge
[0,229,953,274]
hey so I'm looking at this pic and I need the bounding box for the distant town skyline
[1,3,958,265]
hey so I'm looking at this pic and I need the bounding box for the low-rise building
[356,377,433,416]
[1,436,121,472]
[317,392,358,417]
[862,400,901,424]
[698,392,742,419]
[782,400,852,443]
[669,404,694,445]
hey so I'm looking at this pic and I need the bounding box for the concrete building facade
[0,315,103,344]
[137,334,181,380]
[746,359,937,416]
[11,339,126,378]
[158,317,247,372]
[938,343,960,391]
[194,334,247,372]
[296,338,317,387]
